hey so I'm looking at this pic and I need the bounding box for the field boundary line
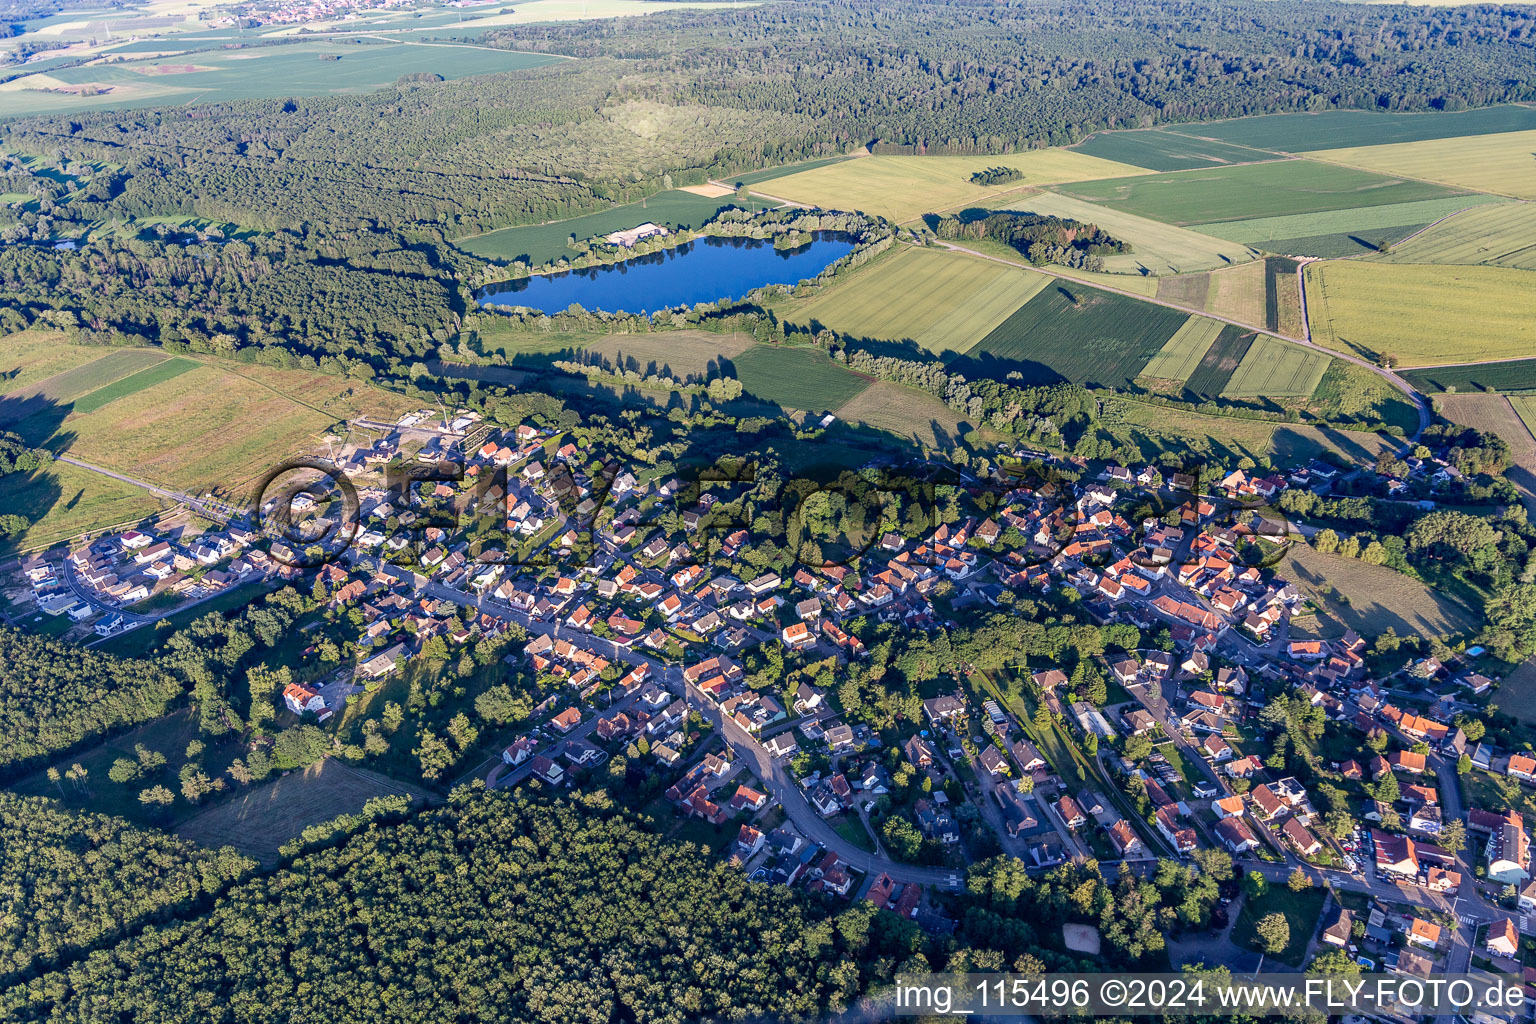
[1296,152,1522,201]
[1339,199,1530,261]
[932,239,1431,439]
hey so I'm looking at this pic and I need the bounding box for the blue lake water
[476,233,855,314]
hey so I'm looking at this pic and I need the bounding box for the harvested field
[785,246,1048,355]
[1308,130,1536,201]
[1203,261,1268,329]
[174,759,430,865]
[1156,273,1211,308]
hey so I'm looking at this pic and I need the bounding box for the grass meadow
[0,331,105,395]
[1308,130,1536,201]
[1304,261,1536,365]
[760,149,1146,223]
[0,460,165,557]
[1104,398,1398,465]
[730,345,871,410]
[785,246,1047,354]
[832,380,971,449]
[1366,201,1536,270]
[1282,543,1480,642]
[1054,159,1466,226]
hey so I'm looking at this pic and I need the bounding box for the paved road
[55,455,229,520]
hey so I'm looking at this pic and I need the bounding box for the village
[5,402,1536,1001]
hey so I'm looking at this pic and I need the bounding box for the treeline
[0,792,254,984]
[0,430,50,475]
[970,166,1023,186]
[0,627,185,776]
[933,212,1129,270]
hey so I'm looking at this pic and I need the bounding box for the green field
[0,332,105,395]
[728,156,855,187]
[998,190,1260,275]
[784,246,1047,354]
[1511,396,1536,439]
[1220,337,1331,398]
[1309,130,1536,201]
[1305,261,1536,365]
[1366,202,1536,270]
[1308,361,1422,435]
[1178,105,1536,152]
[1183,326,1255,397]
[1400,359,1536,395]
[761,149,1147,224]
[0,460,165,557]
[0,42,564,117]
[1071,128,1281,172]
[455,190,752,265]
[1193,195,1503,257]
[69,357,200,414]
[1235,886,1329,967]
[1138,315,1226,382]
[1105,398,1398,465]
[957,282,1189,388]
[1054,159,1466,227]
[0,348,169,427]
[730,345,871,410]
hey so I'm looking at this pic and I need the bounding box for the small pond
[476,232,855,314]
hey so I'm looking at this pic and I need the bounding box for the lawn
[1281,544,1481,643]
[784,245,1047,355]
[999,190,1261,275]
[1220,337,1331,399]
[1304,262,1536,365]
[1183,326,1256,397]
[0,331,105,395]
[0,41,564,118]
[830,814,876,853]
[729,344,871,411]
[1235,885,1329,967]
[1054,159,1466,227]
[0,460,165,557]
[1365,202,1536,271]
[1400,359,1536,395]
[832,380,972,449]
[761,149,1147,224]
[1494,659,1536,727]
[1178,105,1536,152]
[1138,315,1226,383]
[174,760,430,865]
[455,190,756,266]
[1462,767,1536,822]
[1308,130,1536,201]
[956,281,1189,388]
[1193,195,1503,257]
[1071,127,1282,172]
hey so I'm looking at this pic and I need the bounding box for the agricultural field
[0,348,170,427]
[1510,397,1536,440]
[1183,326,1255,397]
[1200,261,1268,329]
[0,331,105,395]
[1307,362,1422,436]
[1048,263,1161,298]
[1304,262,1536,365]
[174,760,430,864]
[997,190,1260,275]
[1220,337,1331,398]
[0,459,166,557]
[1053,159,1467,227]
[579,330,756,379]
[1365,202,1536,270]
[957,281,1189,389]
[783,246,1047,354]
[455,190,753,266]
[1263,258,1305,338]
[727,156,856,187]
[1104,398,1397,465]
[1400,359,1536,395]
[1173,105,1536,152]
[832,381,970,449]
[1138,315,1226,383]
[1436,393,1536,513]
[1070,128,1281,172]
[729,345,871,411]
[759,149,1147,224]
[10,359,415,494]
[1282,543,1480,642]
[0,41,563,118]
[69,357,199,415]
[1192,195,1503,259]
[1308,130,1536,201]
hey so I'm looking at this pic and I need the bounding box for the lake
[476,232,855,314]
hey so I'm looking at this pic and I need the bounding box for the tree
[1457,753,1472,775]
[138,785,174,806]
[108,757,141,784]
[1243,870,1267,899]
[1311,948,1361,975]
[1439,819,1466,855]
[1255,912,1290,955]
[1313,529,1339,555]
[1288,868,1309,892]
